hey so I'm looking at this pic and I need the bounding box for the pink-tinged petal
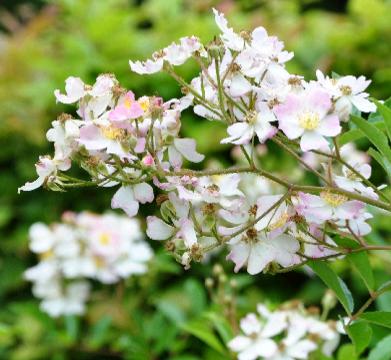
[178,218,197,248]
[279,119,304,139]
[318,114,341,137]
[230,74,252,97]
[168,145,183,169]
[254,117,277,143]
[146,216,175,240]
[129,101,144,119]
[308,88,332,115]
[78,124,105,150]
[335,200,364,220]
[227,243,250,273]
[111,186,139,217]
[351,94,376,113]
[274,93,300,119]
[300,132,328,151]
[173,138,204,163]
[54,76,85,104]
[133,182,154,204]
[134,137,146,153]
[109,105,130,121]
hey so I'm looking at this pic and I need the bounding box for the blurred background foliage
[0,0,390,359]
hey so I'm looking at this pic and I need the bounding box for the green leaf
[181,319,226,355]
[351,115,391,162]
[368,334,391,360]
[337,344,357,360]
[203,312,234,343]
[347,252,375,291]
[347,320,372,355]
[308,261,354,314]
[64,315,79,343]
[368,147,391,177]
[360,311,391,329]
[374,100,391,141]
[339,121,386,145]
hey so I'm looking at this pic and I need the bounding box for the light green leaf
[347,320,372,355]
[308,261,354,314]
[368,334,391,360]
[181,319,226,355]
[360,311,391,329]
[337,344,357,360]
[347,252,375,291]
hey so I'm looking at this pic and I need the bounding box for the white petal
[174,138,204,163]
[111,186,139,217]
[133,182,154,204]
[146,216,175,240]
[230,74,252,97]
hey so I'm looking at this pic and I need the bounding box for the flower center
[138,97,150,112]
[340,85,352,96]
[299,112,320,130]
[320,191,348,207]
[245,111,257,125]
[101,126,126,140]
[39,250,54,260]
[268,212,289,231]
[99,232,111,245]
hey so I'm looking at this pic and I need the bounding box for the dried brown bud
[156,194,169,206]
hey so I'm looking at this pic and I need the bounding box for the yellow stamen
[320,191,348,207]
[299,112,320,130]
[101,126,126,140]
[268,212,289,231]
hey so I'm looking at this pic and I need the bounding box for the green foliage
[347,320,372,356]
[308,260,354,315]
[0,0,391,358]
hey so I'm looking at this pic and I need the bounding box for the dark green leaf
[308,261,354,314]
[339,121,386,145]
[181,319,226,355]
[368,148,391,177]
[203,312,234,343]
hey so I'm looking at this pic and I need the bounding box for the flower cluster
[228,302,342,360]
[20,9,388,276]
[24,212,152,317]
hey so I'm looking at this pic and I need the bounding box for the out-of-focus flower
[25,212,153,317]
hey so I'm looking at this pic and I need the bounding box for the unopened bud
[205,278,214,289]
